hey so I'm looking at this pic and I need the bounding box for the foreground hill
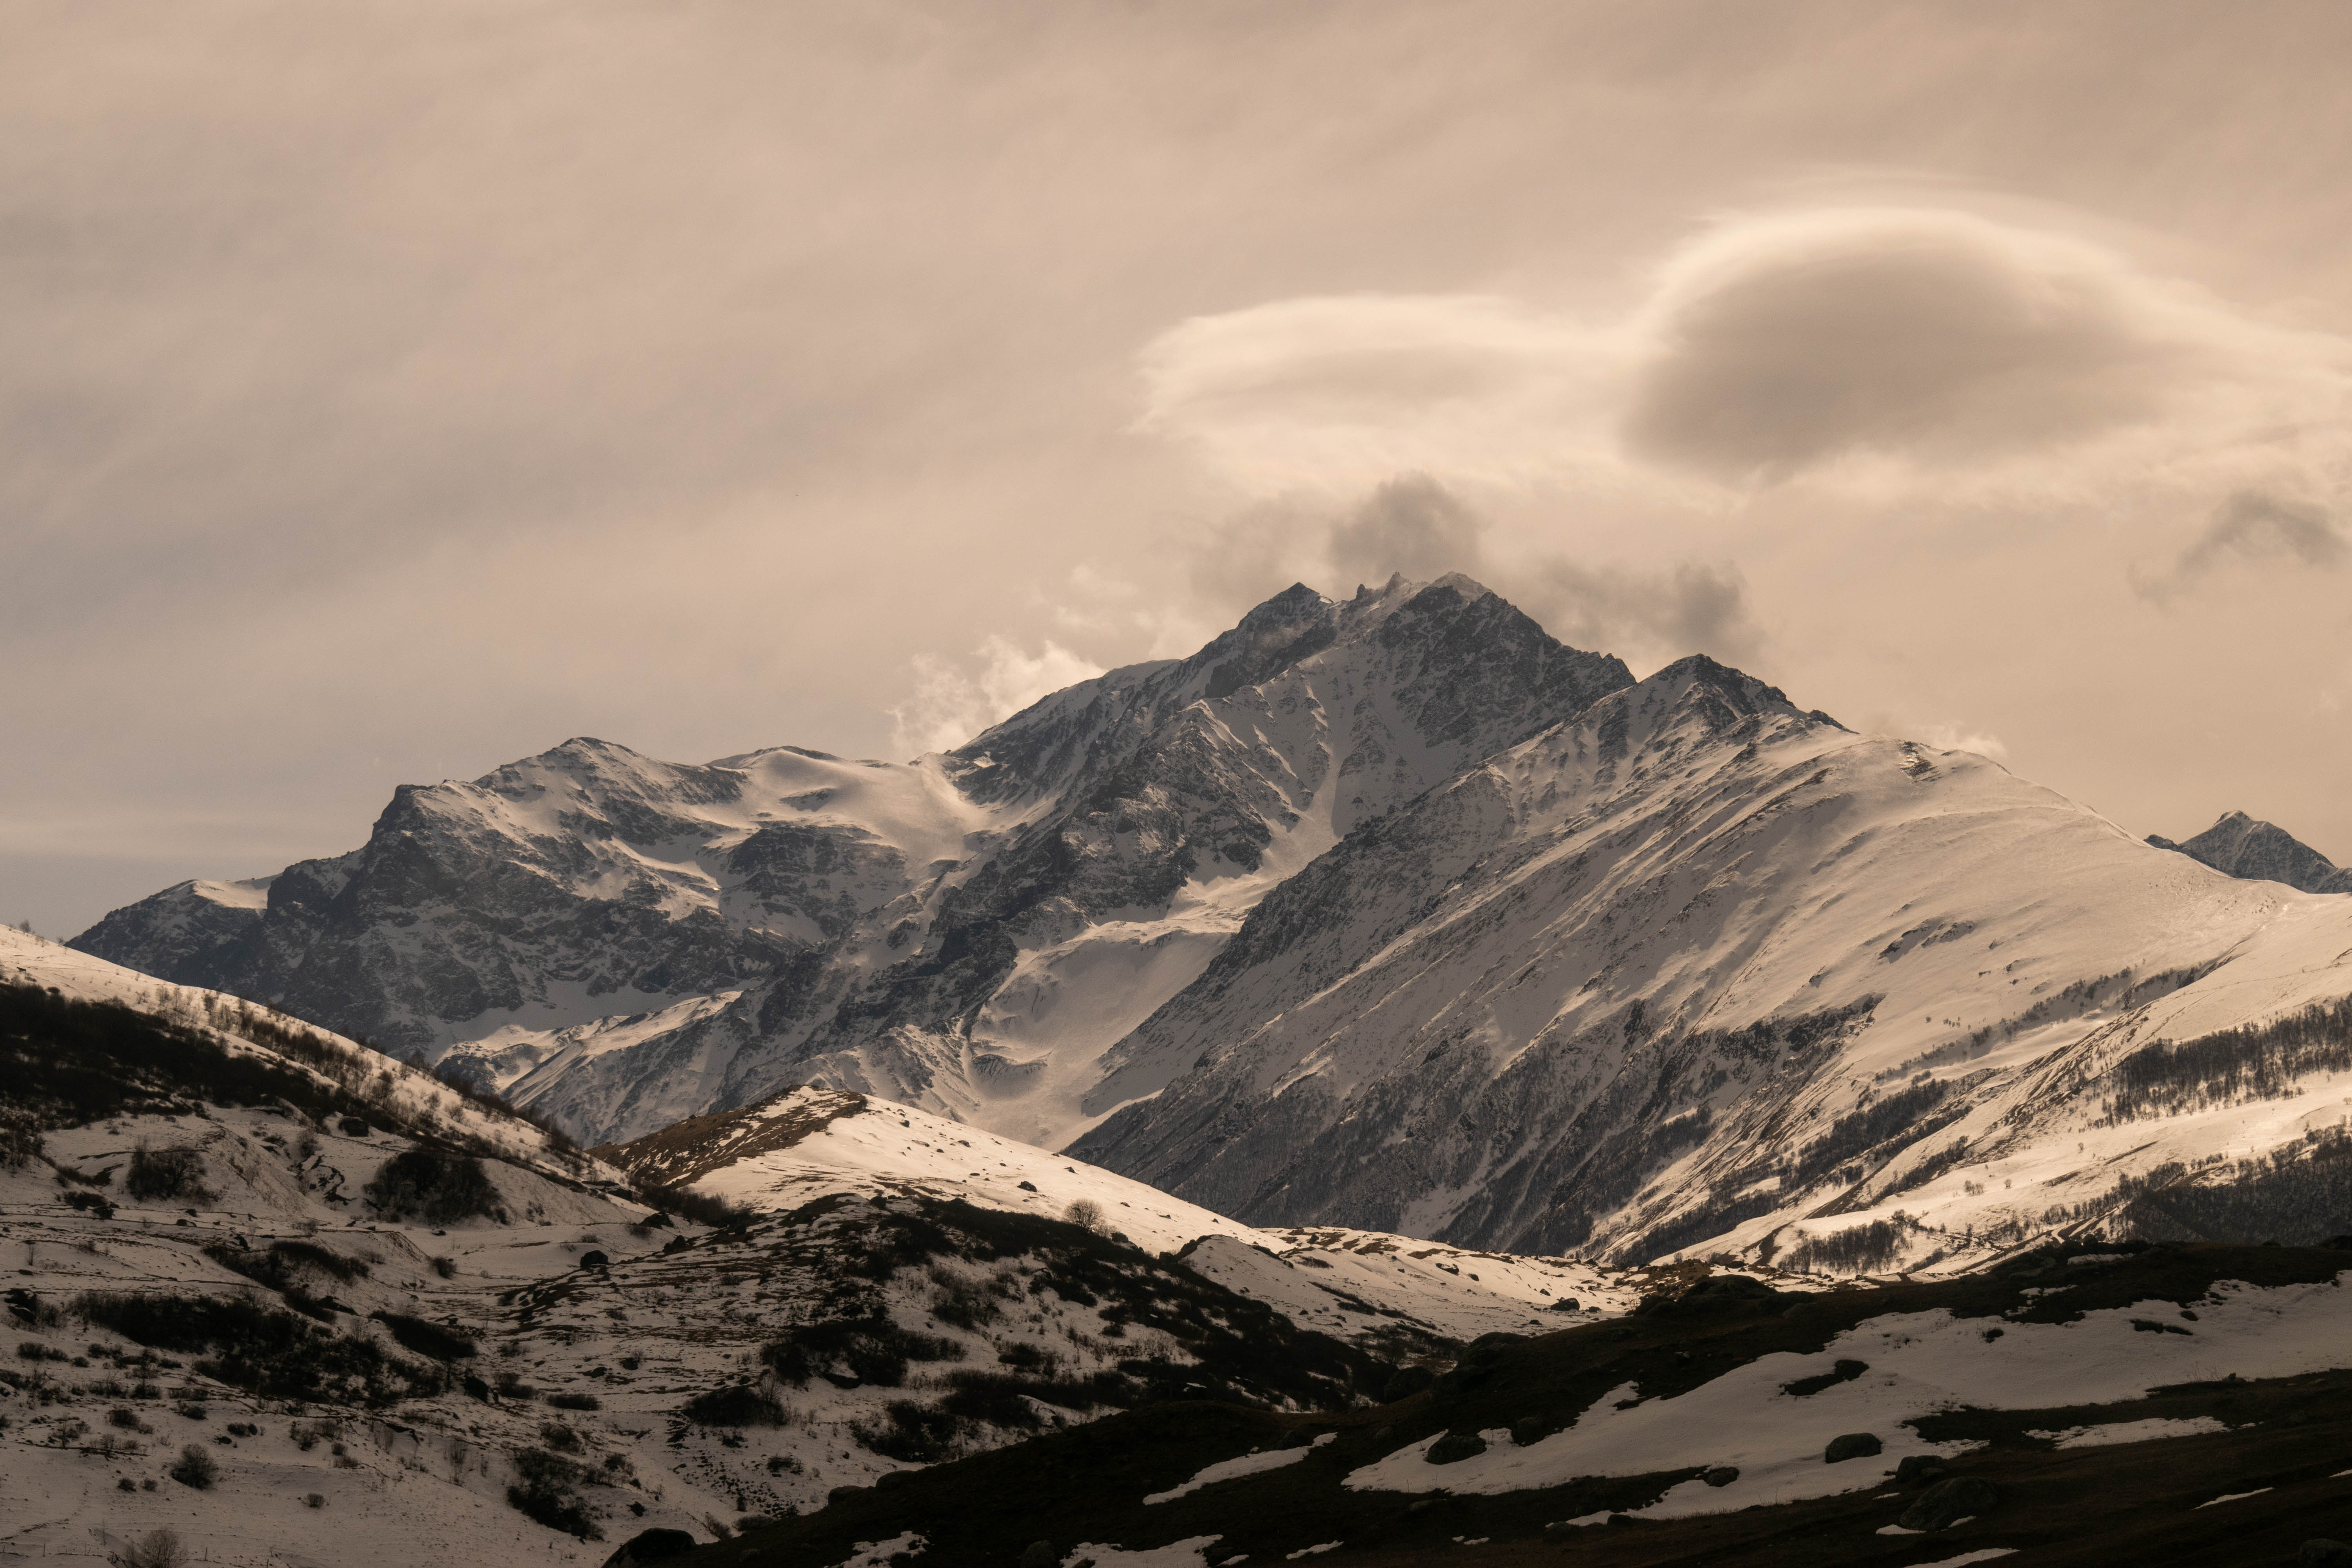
[0,929,1649,1565]
[670,1240,2352,1567]
[591,1083,1646,1352]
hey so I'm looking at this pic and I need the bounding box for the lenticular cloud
[1135,204,2352,504]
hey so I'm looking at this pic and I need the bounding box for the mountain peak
[2149,811,2351,895]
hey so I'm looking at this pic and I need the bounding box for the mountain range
[72,575,2352,1272]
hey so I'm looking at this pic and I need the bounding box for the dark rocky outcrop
[2151,811,2352,895]
[1822,1432,1881,1463]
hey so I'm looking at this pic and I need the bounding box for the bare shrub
[0,1122,40,1172]
[1063,1199,1108,1234]
[363,1148,505,1224]
[121,1528,185,1568]
[167,1444,218,1488]
[126,1145,215,1205]
[1782,1220,1904,1275]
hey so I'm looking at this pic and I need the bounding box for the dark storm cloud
[1314,474,1762,670]
[1622,210,2217,480]
[1525,560,1766,669]
[1327,473,1488,586]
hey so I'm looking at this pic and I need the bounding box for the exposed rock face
[67,576,2352,1269]
[1071,655,2352,1259]
[2149,811,2352,895]
[71,575,1631,1151]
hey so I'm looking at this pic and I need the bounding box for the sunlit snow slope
[1074,656,2352,1264]
[592,1084,1657,1348]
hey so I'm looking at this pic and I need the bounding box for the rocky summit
[2149,809,2352,895]
[72,575,1631,1154]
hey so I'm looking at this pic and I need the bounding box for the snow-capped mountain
[2150,809,2352,895]
[1071,655,2352,1263]
[71,576,1629,1152]
[69,577,2352,1278]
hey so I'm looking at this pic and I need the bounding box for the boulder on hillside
[1381,1365,1437,1402]
[1894,1453,1949,1486]
[1823,1432,1882,1463]
[1428,1430,1488,1465]
[1898,1475,1999,1531]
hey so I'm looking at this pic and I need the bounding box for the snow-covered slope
[1345,1269,2352,1519]
[0,927,595,1179]
[592,1084,1258,1256]
[649,1240,2352,1568]
[0,938,1406,1565]
[591,1083,1659,1353]
[1073,656,2352,1265]
[71,577,1630,1153]
[1176,1229,1642,1347]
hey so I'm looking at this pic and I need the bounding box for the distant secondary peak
[2149,811,2351,895]
[1647,653,1796,712]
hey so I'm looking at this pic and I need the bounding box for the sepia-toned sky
[8,0,2351,936]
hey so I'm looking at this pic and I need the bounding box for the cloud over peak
[1138,203,2352,501]
[1624,208,2235,479]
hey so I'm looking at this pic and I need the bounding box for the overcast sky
[9,0,2352,936]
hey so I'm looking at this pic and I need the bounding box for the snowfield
[1344,1270,2352,1519]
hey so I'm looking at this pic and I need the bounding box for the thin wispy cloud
[2132,489,2349,602]
[889,637,1105,757]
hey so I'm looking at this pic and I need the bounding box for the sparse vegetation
[506,1447,601,1539]
[120,1528,185,1568]
[639,1181,752,1229]
[927,1270,1001,1330]
[76,1290,442,1406]
[363,1147,505,1225]
[371,1311,477,1362]
[167,1444,217,1488]
[125,1143,216,1204]
[2101,995,2352,1124]
[853,1399,964,1462]
[1782,1219,1905,1275]
[760,1316,964,1390]
[680,1382,789,1426]
[2098,1126,2352,1244]
[203,1239,369,1298]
